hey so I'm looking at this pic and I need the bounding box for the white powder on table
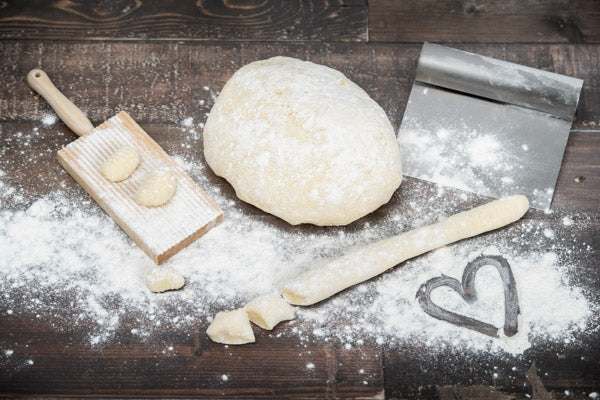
[399,126,517,197]
[0,122,597,362]
[41,114,57,126]
[181,117,194,128]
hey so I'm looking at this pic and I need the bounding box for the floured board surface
[57,111,223,264]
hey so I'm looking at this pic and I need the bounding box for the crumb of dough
[206,308,255,345]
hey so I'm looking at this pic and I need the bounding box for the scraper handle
[27,69,94,136]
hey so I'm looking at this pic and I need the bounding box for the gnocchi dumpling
[146,267,185,292]
[206,308,255,345]
[100,146,140,182]
[135,168,177,207]
[245,294,295,330]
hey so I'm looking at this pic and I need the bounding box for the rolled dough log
[203,56,402,226]
[282,195,529,306]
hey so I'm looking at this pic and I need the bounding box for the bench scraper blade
[398,43,583,210]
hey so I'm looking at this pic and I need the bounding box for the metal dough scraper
[398,43,583,209]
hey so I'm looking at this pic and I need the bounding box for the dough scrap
[203,56,402,226]
[206,308,255,345]
[135,168,176,207]
[100,146,140,182]
[146,267,184,293]
[245,294,295,330]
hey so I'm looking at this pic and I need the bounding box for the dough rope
[282,195,529,306]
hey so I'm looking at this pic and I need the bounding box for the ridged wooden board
[57,111,223,264]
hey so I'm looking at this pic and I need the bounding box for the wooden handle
[27,69,94,136]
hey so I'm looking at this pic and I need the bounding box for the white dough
[100,146,140,182]
[206,308,255,345]
[135,168,177,207]
[203,56,402,226]
[244,294,295,330]
[282,195,529,306]
[146,267,184,293]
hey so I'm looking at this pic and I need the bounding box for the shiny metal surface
[398,43,583,210]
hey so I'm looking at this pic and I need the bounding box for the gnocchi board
[57,111,223,264]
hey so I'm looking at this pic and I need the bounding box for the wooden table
[1,1,598,398]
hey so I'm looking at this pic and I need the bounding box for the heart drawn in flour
[416,255,520,337]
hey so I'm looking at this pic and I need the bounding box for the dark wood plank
[369,0,600,43]
[2,41,599,130]
[1,40,599,397]
[1,121,598,397]
[0,0,368,42]
[0,322,384,397]
[1,121,598,215]
[1,40,598,213]
[384,341,600,399]
[555,131,600,213]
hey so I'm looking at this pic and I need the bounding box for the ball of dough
[203,56,402,226]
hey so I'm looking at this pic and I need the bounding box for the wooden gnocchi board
[57,111,223,264]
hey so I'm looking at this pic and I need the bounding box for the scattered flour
[41,114,57,126]
[467,135,500,167]
[397,112,567,210]
[0,121,597,362]
[181,117,194,128]
[399,125,520,199]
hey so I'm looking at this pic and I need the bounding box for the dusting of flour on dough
[203,56,402,226]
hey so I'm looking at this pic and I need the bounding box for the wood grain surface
[369,0,600,43]
[3,0,600,44]
[57,112,223,264]
[0,0,368,42]
[2,324,385,397]
[1,0,599,398]
[2,41,599,130]
[1,120,598,397]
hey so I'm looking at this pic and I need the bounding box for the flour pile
[399,123,520,198]
[0,122,597,359]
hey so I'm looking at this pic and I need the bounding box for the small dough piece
[203,56,402,226]
[283,195,530,306]
[245,294,295,330]
[206,308,255,345]
[146,267,185,292]
[100,146,140,182]
[135,168,176,207]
